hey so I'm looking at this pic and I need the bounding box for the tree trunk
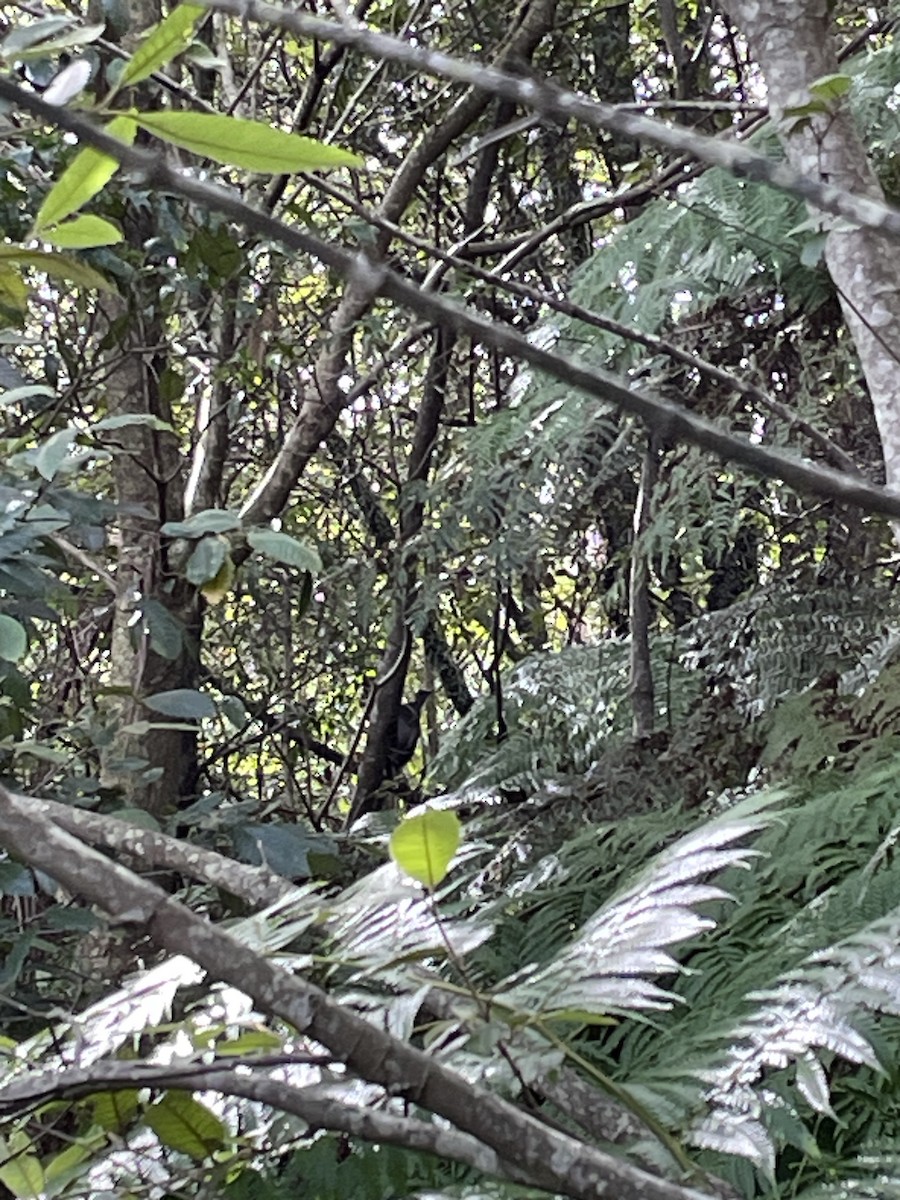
[728,0,900,496]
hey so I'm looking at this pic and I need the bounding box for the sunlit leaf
[42,58,92,106]
[114,4,205,93]
[134,111,363,173]
[34,115,137,232]
[40,214,122,248]
[390,809,461,888]
[0,246,113,293]
[0,1134,44,1199]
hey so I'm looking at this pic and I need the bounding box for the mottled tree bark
[728,0,900,498]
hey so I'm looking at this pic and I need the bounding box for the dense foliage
[1,2,900,1199]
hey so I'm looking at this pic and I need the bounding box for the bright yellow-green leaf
[34,115,137,232]
[134,111,363,174]
[0,1135,44,1199]
[540,1009,617,1026]
[41,214,122,248]
[42,1139,94,1185]
[199,551,235,606]
[390,809,461,889]
[144,1091,228,1161]
[214,1029,284,1055]
[808,73,852,103]
[0,246,113,293]
[0,265,28,320]
[113,4,205,94]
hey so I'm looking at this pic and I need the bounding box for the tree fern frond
[327,862,494,973]
[492,798,777,1017]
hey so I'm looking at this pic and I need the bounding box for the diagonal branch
[198,0,900,243]
[0,784,719,1200]
[2,83,900,519]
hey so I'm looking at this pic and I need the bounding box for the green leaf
[91,412,174,433]
[162,509,241,537]
[2,17,72,55]
[143,688,216,719]
[247,528,322,572]
[0,265,28,321]
[808,72,852,102]
[115,4,205,93]
[186,535,227,586]
[0,1134,44,1199]
[214,1029,284,1056]
[92,1089,141,1134]
[0,384,55,407]
[390,809,461,889]
[0,246,114,293]
[134,111,363,173]
[5,22,104,60]
[144,1091,227,1161]
[34,115,137,232]
[33,425,75,480]
[142,598,185,660]
[41,214,122,248]
[0,615,27,663]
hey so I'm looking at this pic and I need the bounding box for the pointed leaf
[2,17,72,55]
[391,809,461,889]
[0,1134,44,1199]
[92,412,173,432]
[143,688,216,719]
[134,111,363,173]
[144,1091,227,1161]
[0,246,113,293]
[4,23,104,60]
[115,4,205,92]
[34,115,137,231]
[41,214,122,248]
[247,527,321,572]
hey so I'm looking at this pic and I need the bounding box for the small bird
[385,689,432,777]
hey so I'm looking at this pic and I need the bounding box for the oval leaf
[144,1091,227,1161]
[143,688,216,719]
[116,4,205,92]
[41,214,122,248]
[0,614,27,662]
[247,528,321,572]
[161,509,241,537]
[185,534,227,586]
[33,425,75,480]
[390,809,461,889]
[42,58,92,107]
[134,111,363,173]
